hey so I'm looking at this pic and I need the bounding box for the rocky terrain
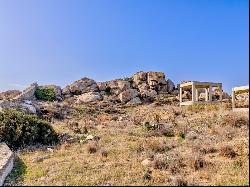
[0,71,249,186]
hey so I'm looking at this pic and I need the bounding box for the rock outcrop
[119,89,139,103]
[62,77,98,97]
[76,92,102,104]
[13,83,38,102]
[132,71,169,93]
[0,90,21,101]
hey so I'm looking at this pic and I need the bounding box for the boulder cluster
[0,71,175,114]
[0,71,236,115]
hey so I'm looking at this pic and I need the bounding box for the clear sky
[0,0,249,93]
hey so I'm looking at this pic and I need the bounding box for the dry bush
[143,169,152,181]
[198,145,217,155]
[145,123,175,137]
[185,131,198,142]
[144,139,169,153]
[160,124,175,137]
[219,145,237,158]
[189,154,206,171]
[86,141,98,154]
[152,154,170,170]
[172,176,188,186]
[100,148,108,157]
[131,115,144,126]
[168,157,186,175]
[222,113,249,128]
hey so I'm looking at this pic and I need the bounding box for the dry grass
[4,103,249,186]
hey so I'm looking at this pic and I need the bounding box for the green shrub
[0,109,58,149]
[35,87,56,101]
[104,86,112,95]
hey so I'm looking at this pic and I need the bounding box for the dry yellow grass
[4,103,249,186]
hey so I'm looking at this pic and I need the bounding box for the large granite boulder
[166,79,175,93]
[119,89,139,103]
[132,71,169,95]
[132,71,148,85]
[76,92,102,104]
[62,77,98,97]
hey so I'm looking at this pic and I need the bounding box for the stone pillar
[219,86,223,101]
[192,83,196,102]
[179,87,183,103]
[195,88,199,102]
[232,89,235,109]
[208,86,212,102]
[205,88,208,101]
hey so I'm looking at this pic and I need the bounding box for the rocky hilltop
[0,71,234,117]
[0,71,249,186]
[0,71,176,114]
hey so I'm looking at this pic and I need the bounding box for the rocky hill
[0,71,249,186]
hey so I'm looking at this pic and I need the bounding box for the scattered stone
[85,135,101,141]
[66,137,80,144]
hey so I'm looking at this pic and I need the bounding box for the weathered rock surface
[127,97,142,105]
[166,79,175,93]
[132,71,170,94]
[0,143,14,186]
[76,92,102,104]
[101,79,131,95]
[119,89,139,103]
[13,83,38,102]
[62,78,98,96]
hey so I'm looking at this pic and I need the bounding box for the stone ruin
[232,85,249,112]
[179,81,223,106]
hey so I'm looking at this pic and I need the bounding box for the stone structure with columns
[232,85,249,112]
[179,81,223,106]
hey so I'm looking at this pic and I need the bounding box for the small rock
[32,155,49,163]
[66,137,80,143]
[141,158,152,167]
[86,135,101,141]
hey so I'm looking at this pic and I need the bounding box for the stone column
[208,86,212,102]
[195,88,199,102]
[192,83,196,102]
[180,87,183,103]
[205,88,208,101]
[219,86,223,101]
[232,89,235,109]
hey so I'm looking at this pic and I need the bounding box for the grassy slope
[5,104,249,186]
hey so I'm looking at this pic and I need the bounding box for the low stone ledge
[0,143,14,186]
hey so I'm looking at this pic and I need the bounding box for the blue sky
[0,0,249,93]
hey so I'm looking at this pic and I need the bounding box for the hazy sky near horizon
[0,0,249,93]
